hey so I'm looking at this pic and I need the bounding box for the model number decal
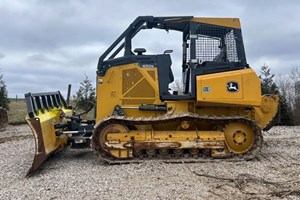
[203,86,211,93]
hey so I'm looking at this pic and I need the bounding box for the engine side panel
[196,68,261,106]
[96,63,162,121]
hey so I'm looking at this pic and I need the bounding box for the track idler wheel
[224,122,255,154]
[98,123,128,149]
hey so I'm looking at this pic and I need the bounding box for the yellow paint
[196,68,261,106]
[224,122,254,153]
[26,108,72,155]
[191,18,241,29]
[166,101,192,114]
[96,64,278,132]
[254,95,280,129]
[107,130,224,142]
[96,63,162,121]
[105,129,225,158]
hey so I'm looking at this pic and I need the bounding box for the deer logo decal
[227,82,239,92]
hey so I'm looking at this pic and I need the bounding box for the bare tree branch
[183,161,300,198]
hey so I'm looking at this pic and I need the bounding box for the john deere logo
[227,81,239,92]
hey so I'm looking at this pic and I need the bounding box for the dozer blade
[25,91,72,176]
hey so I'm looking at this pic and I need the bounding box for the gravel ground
[0,125,299,200]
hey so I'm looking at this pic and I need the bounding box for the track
[92,113,263,163]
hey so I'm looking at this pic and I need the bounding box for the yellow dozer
[25,16,279,176]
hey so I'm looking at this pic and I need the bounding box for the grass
[7,98,27,125]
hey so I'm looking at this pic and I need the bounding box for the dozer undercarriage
[92,114,263,163]
[25,16,279,176]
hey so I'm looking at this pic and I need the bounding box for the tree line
[0,71,9,109]
[260,65,300,125]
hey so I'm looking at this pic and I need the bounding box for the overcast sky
[1,0,300,98]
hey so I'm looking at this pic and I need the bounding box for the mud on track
[0,125,299,199]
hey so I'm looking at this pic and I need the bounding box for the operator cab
[97,16,248,101]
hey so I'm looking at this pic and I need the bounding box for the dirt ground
[0,125,299,200]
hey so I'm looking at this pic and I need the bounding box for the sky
[1,0,300,98]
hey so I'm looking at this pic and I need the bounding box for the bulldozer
[25,16,279,176]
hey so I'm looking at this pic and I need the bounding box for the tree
[279,95,294,125]
[73,74,95,111]
[276,74,293,108]
[0,71,9,110]
[294,94,300,125]
[290,66,300,84]
[259,65,293,125]
[259,65,279,95]
[274,66,300,125]
[290,66,300,125]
